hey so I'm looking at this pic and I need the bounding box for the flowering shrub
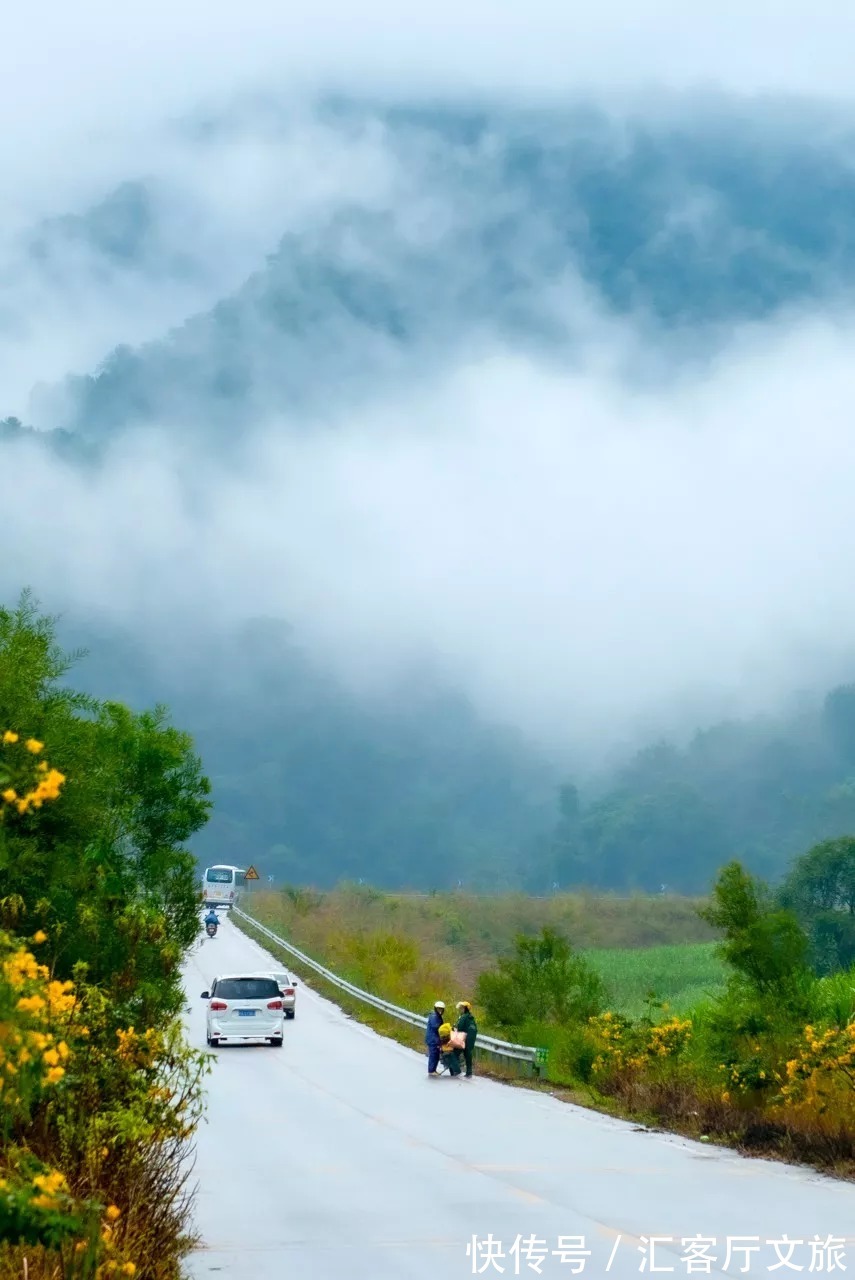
[0,928,105,1267]
[0,725,209,1279]
[777,1022,855,1127]
[0,931,73,1115]
[589,1009,692,1079]
[0,924,208,1277]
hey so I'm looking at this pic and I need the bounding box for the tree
[476,926,606,1028]
[0,592,211,1020]
[823,685,855,765]
[575,783,728,892]
[699,861,810,998]
[779,837,855,974]
[558,784,579,824]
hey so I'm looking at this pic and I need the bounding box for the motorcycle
[205,920,218,938]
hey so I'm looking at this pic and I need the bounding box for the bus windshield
[206,868,233,883]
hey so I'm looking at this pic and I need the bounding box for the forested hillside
[31,100,855,440]
[40,609,855,894]
[543,685,855,892]
[51,616,559,890]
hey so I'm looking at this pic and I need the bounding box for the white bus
[202,864,247,909]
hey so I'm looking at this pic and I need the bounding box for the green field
[585,942,725,1017]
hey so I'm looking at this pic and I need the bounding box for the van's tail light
[267,999,283,1010]
[210,1000,228,1011]
[229,891,235,899]
[283,988,295,996]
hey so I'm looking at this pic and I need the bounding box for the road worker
[438,1017,461,1076]
[455,1001,478,1078]
[425,1000,445,1075]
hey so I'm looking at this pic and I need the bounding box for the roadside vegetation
[244,850,855,1176]
[0,593,211,1279]
[244,883,714,1005]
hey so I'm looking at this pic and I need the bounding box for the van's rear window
[213,978,280,1000]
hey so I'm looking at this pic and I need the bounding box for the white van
[201,973,285,1047]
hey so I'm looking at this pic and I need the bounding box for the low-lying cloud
[5,306,855,750]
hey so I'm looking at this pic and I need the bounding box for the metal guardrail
[232,905,541,1072]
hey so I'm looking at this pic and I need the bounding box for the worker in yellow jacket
[437,1019,462,1076]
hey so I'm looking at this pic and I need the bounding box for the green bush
[476,927,607,1028]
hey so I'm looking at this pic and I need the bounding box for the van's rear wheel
[271,1037,283,1048]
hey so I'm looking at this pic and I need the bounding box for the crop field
[584,942,725,1016]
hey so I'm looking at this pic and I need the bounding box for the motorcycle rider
[204,907,219,931]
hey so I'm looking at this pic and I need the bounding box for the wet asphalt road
[183,913,855,1280]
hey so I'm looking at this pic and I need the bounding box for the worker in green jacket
[455,1001,478,1078]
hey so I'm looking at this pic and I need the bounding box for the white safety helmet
[434,1000,445,1010]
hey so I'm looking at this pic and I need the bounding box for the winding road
[183,914,855,1279]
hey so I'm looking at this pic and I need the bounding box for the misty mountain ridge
[7,93,855,892]
[20,97,855,439]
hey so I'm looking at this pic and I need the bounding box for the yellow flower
[5,949,40,984]
[122,1265,137,1277]
[46,979,76,1016]
[2,731,18,744]
[32,930,47,944]
[33,1171,67,1194]
[16,994,46,1015]
[1,788,16,803]
[31,1171,67,1208]
[45,1065,65,1084]
[105,1205,121,1222]
[34,769,65,800]
[25,738,44,754]
[32,1193,60,1210]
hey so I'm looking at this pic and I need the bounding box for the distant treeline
[15,604,855,896]
[542,685,855,894]
[0,586,854,896]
